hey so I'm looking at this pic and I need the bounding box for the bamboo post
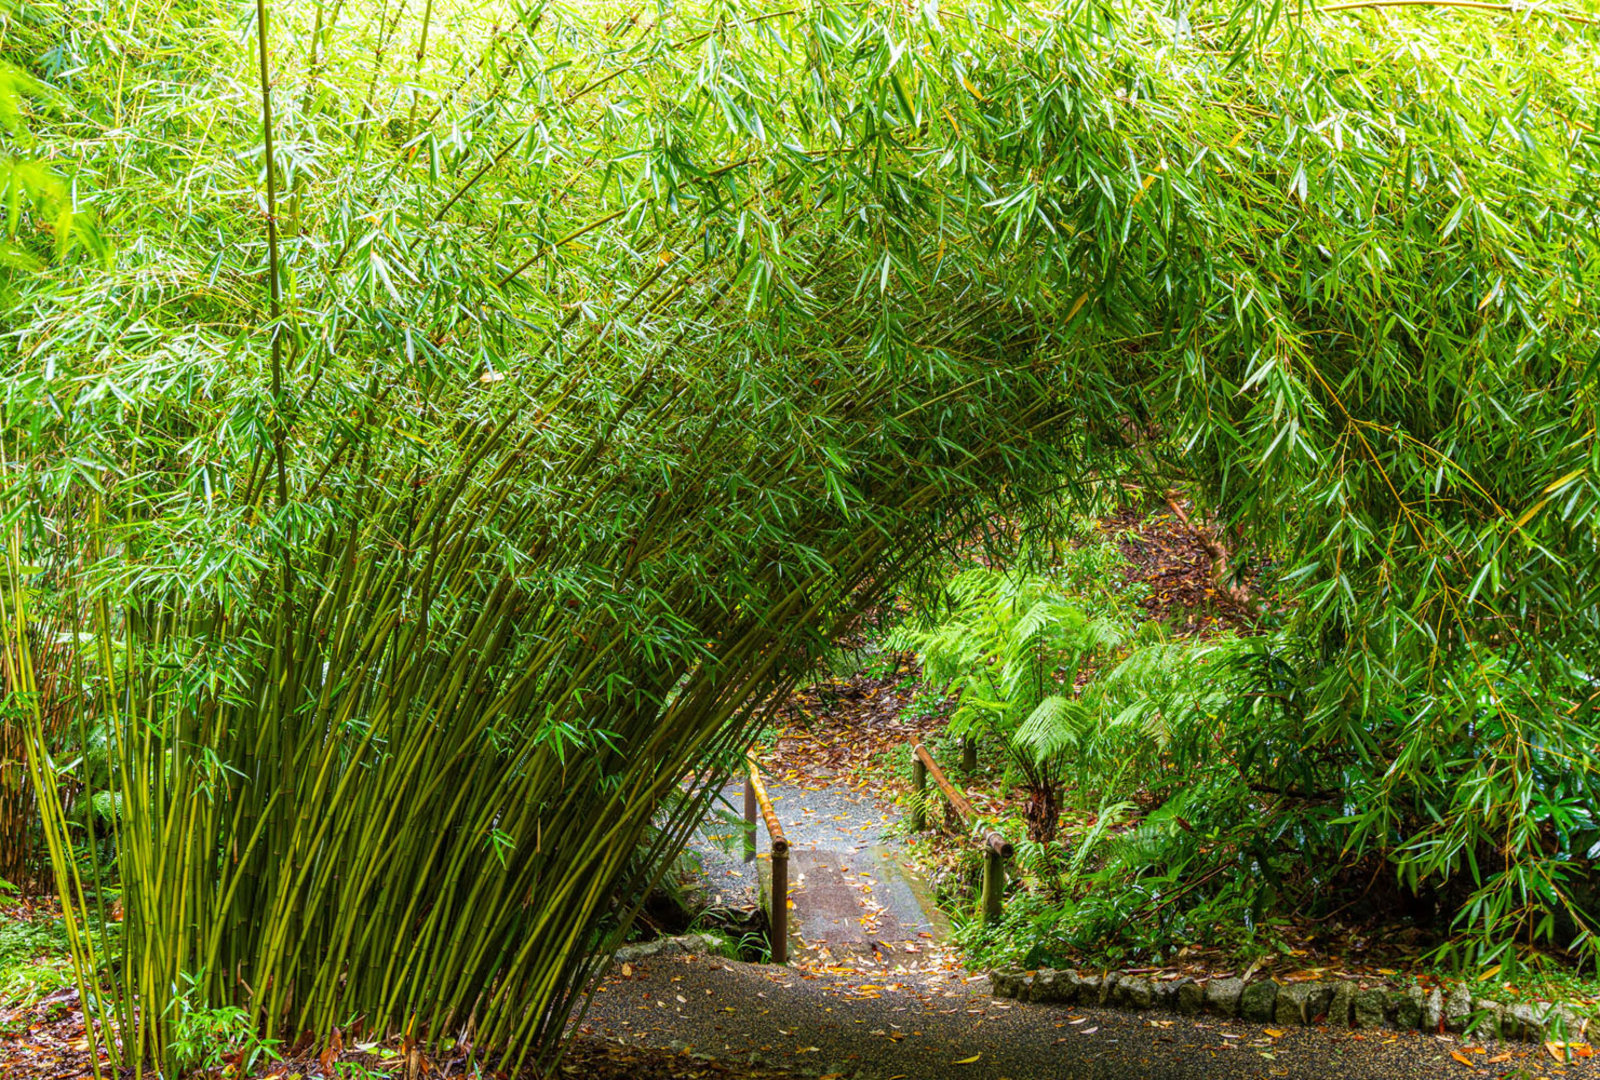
[743,774,757,862]
[982,830,1012,925]
[961,736,977,773]
[913,743,978,826]
[910,751,927,832]
[914,742,1013,924]
[747,752,790,965]
[770,847,788,964]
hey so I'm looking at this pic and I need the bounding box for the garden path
[689,776,949,966]
[615,684,1581,1079]
[578,931,1550,1080]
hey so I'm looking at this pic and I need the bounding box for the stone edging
[614,933,732,964]
[990,967,1594,1043]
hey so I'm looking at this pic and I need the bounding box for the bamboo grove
[2,0,1600,1073]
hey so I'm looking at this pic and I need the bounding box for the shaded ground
[561,1037,808,1079]
[577,947,1595,1080]
[1101,504,1262,637]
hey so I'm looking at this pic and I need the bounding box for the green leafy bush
[951,624,1600,976]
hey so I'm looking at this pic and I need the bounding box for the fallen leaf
[953,1054,981,1064]
[1264,1028,1286,1038]
[1450,1050,1476,1068]
[621,963,633,978]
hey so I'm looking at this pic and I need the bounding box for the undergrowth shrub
[946,623,1600,979]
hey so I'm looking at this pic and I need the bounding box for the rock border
[990,967,1595,1044]
[613,933,738,965]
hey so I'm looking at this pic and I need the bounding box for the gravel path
[578,946,1589,1080]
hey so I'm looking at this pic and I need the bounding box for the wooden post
[770,848,789,964]
[747,752,790,965]
[982,831,1012,926]
[961,736,977,773]
[910,752,927,832]
[982,847,1003,925]
[743,775,757,862]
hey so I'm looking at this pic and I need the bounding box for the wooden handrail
[913,742,975,823]
[745,751,788,854]
[910,741,1011,925]
[743,752,789,963]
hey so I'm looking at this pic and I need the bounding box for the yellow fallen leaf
[1264,1029,1286,1038]
[620,963,632,977]
[954,1054,982,1064]
[1546,1041,1569,1062]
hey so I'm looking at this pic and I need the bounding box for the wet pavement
[688,778,946,962]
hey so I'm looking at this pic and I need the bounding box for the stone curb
[614,932,732,964]
[989,967,1596,1043]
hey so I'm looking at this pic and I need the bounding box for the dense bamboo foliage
[2,0,1599,1072]
[4,0,1086,1072]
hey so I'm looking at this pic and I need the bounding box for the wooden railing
[910,742,1013,925]
[743,751,789,963]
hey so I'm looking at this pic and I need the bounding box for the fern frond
[1013,694,1090,763]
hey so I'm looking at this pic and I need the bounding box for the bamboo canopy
[1,0,1597,1074]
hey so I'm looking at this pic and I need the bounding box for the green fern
[899,561,1139,841]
